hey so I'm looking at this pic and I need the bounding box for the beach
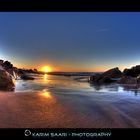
[1,12,140,130]
[0,74,140,128]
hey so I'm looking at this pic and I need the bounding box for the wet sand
[0,91,140,128]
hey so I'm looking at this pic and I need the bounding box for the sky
[0,12,140,72]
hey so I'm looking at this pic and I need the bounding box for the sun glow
[40,89,52,99]
[41,66,52,73]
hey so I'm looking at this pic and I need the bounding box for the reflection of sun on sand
[0,91,81,128]
[0,91,140,128]
[40,89,52,99]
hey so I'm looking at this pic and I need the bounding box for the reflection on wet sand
[44,74,48,82]
[90,83,140,96]
[1,75,140,128]
[121,85,140,96]
[0,92,98,128]
[40,89,52,99]
[1,91,140,128]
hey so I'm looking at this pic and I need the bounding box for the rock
[0,69,15,91]
[0,60,4,65]
[0,65,4,70]
[17,69,25,75]
[90,67,122,84]
[136,75,140,83]
[101,67,122,78]
[20,75,35,80]
[118,76,137,84]
[123,65,140,77]
[89,75,97,81]
[97,76,115,84]
[6,69,15,77]
[2,60,13,70]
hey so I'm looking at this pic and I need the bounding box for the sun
[41,66,52,73]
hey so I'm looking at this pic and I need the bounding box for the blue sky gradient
[0,12,140,72]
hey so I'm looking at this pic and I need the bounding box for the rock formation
[89,65,140,85]
[0,59,16,91]
[123,65,140,77]
[118,76,137,84]
[90,67,122,84]
[20,75,35,80]
[0,69,15,91]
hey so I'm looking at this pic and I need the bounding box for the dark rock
[90,67,122,84]
[2,60,13,70]
[101,67,122,78]
[98,76,116,84]
[136,75,140,83]
[89,75,97,81]
[17,69,25,75]
[20,75,35,80]
[123,65,140,77]
[118,76,137,84]
[0,60,4,65]
[0,69,15,91]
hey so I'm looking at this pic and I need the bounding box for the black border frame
[0,1,140,139]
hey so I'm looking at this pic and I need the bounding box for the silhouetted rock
[118,76,137,84]
[102,67,122,78]
[17,69,25,76]
[90,67,122,84]
[136,75,140,83]
[20,75,35,80]
[0,69,15,91]
[98,76,116,84]
[0,60,4,65]
[89,75,97,81]
[2,60,13,70]
[123,65,140,77]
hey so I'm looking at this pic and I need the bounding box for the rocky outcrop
[101,67,122,78]
[118,76,137,84]
[20,75,35,80]
[0,59,17,91]
[0,69,15,91]
[90,67,122,84]
[123,65,140,77]
[136,75,140,83]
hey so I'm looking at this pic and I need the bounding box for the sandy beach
[1,12,140,130]
[0,90,140,128]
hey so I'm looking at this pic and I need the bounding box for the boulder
[89,75,97,81]
[118,76,137,84]
[20,75,35,80]
[90,67,122,84]
[123,65,140,77]
[6,69,16,77]
[17,69,25,75]
[136,75,140,83]
[97,76,115,84]
[101,67,122,78]
[0,69,15,91]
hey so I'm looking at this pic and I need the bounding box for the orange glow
[40,89,52,98]
[44,74,48,81]
[41,66,52,73]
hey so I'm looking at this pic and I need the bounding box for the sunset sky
[0,12,140,72]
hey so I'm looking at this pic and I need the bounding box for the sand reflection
[40,89,52,99]
[40,90,53,99]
